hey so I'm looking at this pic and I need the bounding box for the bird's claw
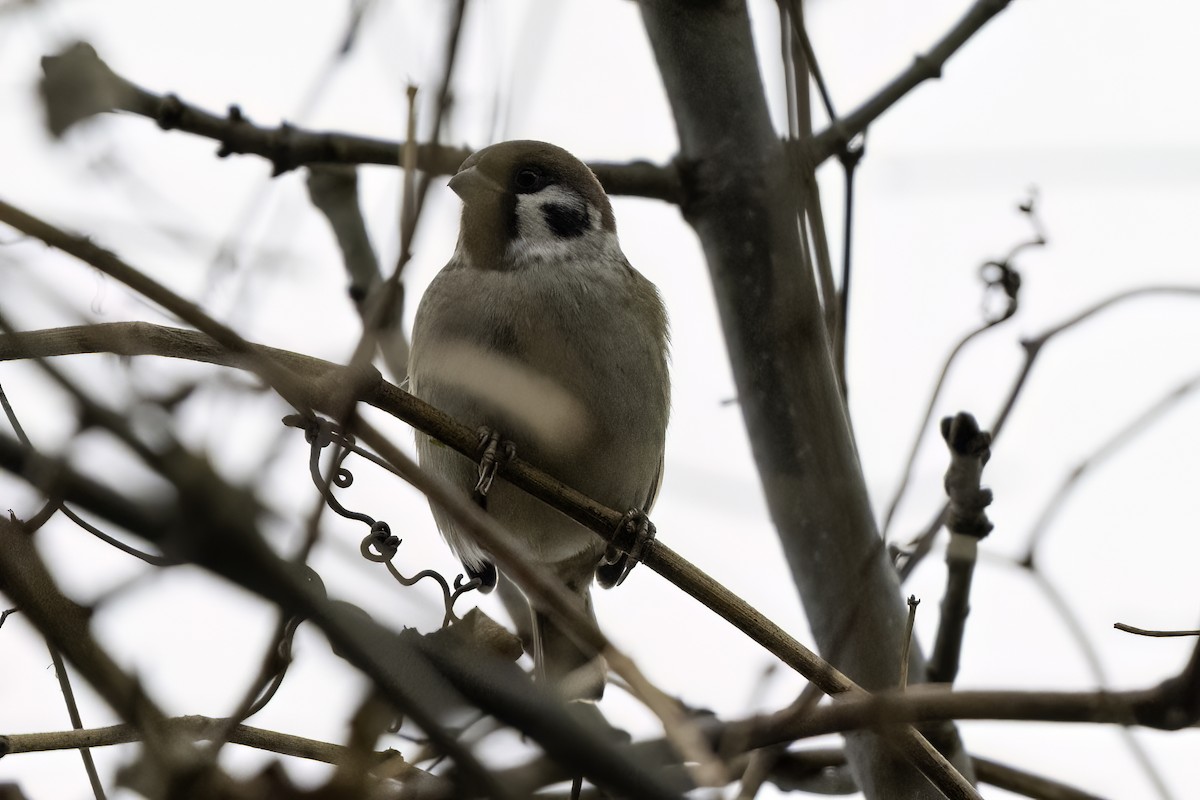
[598,509,656,588]
[464,560,497,593]
[473,427,515,505]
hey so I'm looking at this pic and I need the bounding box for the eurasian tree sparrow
[408,140,670,700]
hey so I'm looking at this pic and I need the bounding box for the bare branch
[768,749,1109,800]
[640,0,975,795]
[1024,371,1200,558]
[38,42,684,203]
[900,285,1200,580]
[726,678,1200,748]
[0,316,983,786]
[993,286,1200,441]
[45,646,107,800]
[972,756,1108,800]
[883,193,1039,541]
[511,700,1128,800]
[1,715,385,768]
[0,197,707,792]
[900,596,920,690]
[0,314,838,695]
[1116,624,1200,638]
[305,165,382,309]
[808,0,1017,165]
[0,517,221,792]
[929,413,993,685]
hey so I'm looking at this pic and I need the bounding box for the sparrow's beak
[448,165,504,202]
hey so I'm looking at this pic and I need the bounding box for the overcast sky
[2,2,1199,798]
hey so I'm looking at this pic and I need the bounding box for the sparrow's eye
[513,166,545,193]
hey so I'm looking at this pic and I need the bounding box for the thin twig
[723,678,1200,746]
[0,314,983,791]
[0,201,973,795]
[2,379,173,565]
[883,192,1040,541]
[993,286,1200,442]
[0,320,960,778]
[0,519,214,790]
[764,749,1109,800]
[886,322,1003,547]
[398,0,467,279]
[1,714,425,775]
[780,3,840,388]
[784,0,836,121]
[0,201,715,789]
[46,646,108,800]
[899,285,1200,580]
[808,0,1016,165]
[998,558,1176,800]
[1115,624,1200,638]
[972,755,1109,800]
[900,596,920,690]
[1023,370,1200,558]
[204,615,300,760]
[0,234,511,797]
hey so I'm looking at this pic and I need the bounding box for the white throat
[506,187,620,267]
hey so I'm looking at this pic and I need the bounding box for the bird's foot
[597,509,656,588]
[464,560,497,593]
[473,426,516,506]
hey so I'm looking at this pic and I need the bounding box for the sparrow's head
[448,140,618,270]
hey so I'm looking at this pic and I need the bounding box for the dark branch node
[940,412,993,539]
[837,133,866,171]
[913,53,943,80]
[270,121,297,177]
[155,93,184,131]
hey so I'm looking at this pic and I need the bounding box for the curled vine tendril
[282,414,481,627]
[979,188,1045,324]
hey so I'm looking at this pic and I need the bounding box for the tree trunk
[639,1,971,795]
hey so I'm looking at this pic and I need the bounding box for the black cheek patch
[541,202,589,238]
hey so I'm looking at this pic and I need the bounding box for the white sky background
[1,1,1199,798]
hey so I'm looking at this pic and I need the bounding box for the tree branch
[505,670,1184,799]
[38,42,684,203]
[808,0,1017,165]
[0,322,909,712]
[900,284,1200,580]
[770,750,1109,800]
[0,184,964,795]
[639,1,973,796]
[928,413,993,685]
[0,715,431,783]
[0,517,223,795]
[0,316,949,795]
[0,204,688,797]
[733,676,1200,745]
[0,428,691,800]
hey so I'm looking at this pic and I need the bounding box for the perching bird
[408,140,670,700]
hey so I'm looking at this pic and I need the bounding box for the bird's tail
[499,574,607,701]
[532,590,607,701]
